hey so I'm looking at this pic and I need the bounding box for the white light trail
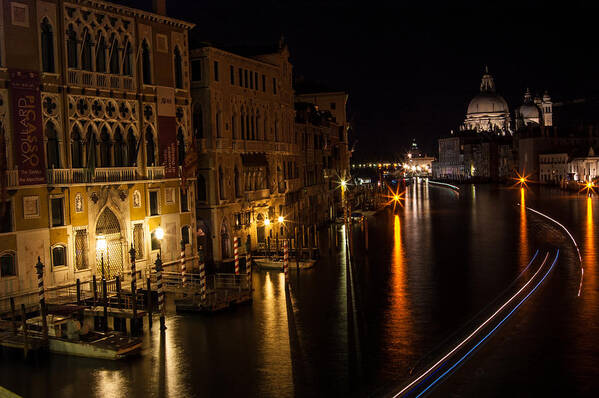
[393,252,550,397]
[426,180,460,191]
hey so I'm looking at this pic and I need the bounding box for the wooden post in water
[129,244,138,336]
[102,277,108,332]
[92,275,98,305]
[35,257,48,342]
[180,240,186,287]
[20,304,28,358]
[147,277,153,330]
[76,279,81,305]
[155,253,166,331]
[284,239,289,285]
[234,237,239,275]
[10,297,16,335]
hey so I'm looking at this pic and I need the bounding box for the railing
[82,71,94,86]
[147,166,165,180]
[216,138,231,150]
[94,167,137,182]
[46,166,165,185]
[96,73,108,88]
[68,70,79,85]
[245,189,270,201]
[5,170,18,187]
[66,69,135,91]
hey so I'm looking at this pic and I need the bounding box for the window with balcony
[216,112,222,138]
[194,106,203,138]
[74,229,89,270]
[197,174,207,201]
[71,126,83,168]
[66,24,78,68]
[100,127,111,167]
[41,18,55,73]
[244,70,248,88]
[109,35,120,74]
[180,188,189,212]
[96,34,107,73]
[174,46,183,89]
[230,65,234,85]
[238,68,243,87]
[213,61,219,81]
[46,122,60,169]
[142,39,152,84]
[114,127,125,167]
[81,28,93,71]
[181,225,190,246]
[191,59,201,81]
[127,128,137,166]
[146,127,155,166]
[234,167,241,198]
[51,197,64,227]
[273,77,277,94]
[0,252,16,277]
[219,167,226,200]
[232,115,237,139]
[262,74,266,91]
[123,39,133,76]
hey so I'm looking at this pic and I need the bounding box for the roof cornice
[69,0,195,30]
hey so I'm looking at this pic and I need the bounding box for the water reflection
[383,215,413,361]
[584,197,596,307]
[520,187,530,269]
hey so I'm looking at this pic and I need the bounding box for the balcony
[245,189,270,201]
[216,138,231,150]
[46,166,166,185]
[67,69,136,91]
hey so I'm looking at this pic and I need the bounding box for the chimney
[153,0,166,16]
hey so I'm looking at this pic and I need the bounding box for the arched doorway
[96,207,123,278]
[220,220,231,260]
[256,213,265,246]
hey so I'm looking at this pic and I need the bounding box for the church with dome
[460,67,553,135]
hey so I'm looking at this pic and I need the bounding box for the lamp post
[96,236,108,332]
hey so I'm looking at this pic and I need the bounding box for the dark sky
[120,1,599,160]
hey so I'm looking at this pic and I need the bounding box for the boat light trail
[414,250,560,397]
[394,252,549,398]
[426,180,460,192]
[524,206,583,296]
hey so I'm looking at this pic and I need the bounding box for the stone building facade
[190,43,297,264]
[0,0,196,296]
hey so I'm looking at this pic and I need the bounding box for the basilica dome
[467,93,509,115]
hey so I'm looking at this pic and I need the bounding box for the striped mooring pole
[35,257,48,341]
[246,250,251,277]
[180,240,186,286]
[284,239,289,284]
[234,237,239,275]
[199,260,207,302]
[155,253,166,331]
[129,244,138,335]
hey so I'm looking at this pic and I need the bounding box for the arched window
[113,127,125,167]
[216,112,222,138]
[219,167,225,200]
[0,252,16,277]
[96,33,107,73]
[274,119,279,141]
[66,24,78,68]
[146,127,155,166]
[181,225,190,246]
[109,35,119,74]
[231,115,236,139]
[123,39,133,76]
[174,46,183,89]
[234,167,240,198]
[197,174,207,201]
[142,40,152,84]
[241,112,246,140]
[81,28,93,71]
[177,128,185,166]
[127,128,137,166]
[71,125,83,168]
[193,106,203,138]
[100,126,111,167]
[245,115,250,140]
[52,245,66,268]
[41,18,55,73]
[250,115,255,140]
[85,126,97,171]
[46,122,60,169]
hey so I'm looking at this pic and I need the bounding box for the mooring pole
[35,257,48,342]
[76,279,81,305]
[180,240,186,287]
[147,277,153,330]
[234,237,239,275]
[20,304,28,358]
[129,244,138,335]
[10,297,16,335]
[155,253,166,331]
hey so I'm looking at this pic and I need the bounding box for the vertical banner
[10,70,46,185]
[157,86,178,178]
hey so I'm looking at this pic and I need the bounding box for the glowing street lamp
[155,226,165,241]
[264,218,271,226]
[96,236,107,278]
[278,215,285,224]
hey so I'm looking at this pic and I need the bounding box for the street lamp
[96,235,108,332]
[155,226,164,256]
[97,236,107,279]
[264,218,270,226]
[278,215,284,224]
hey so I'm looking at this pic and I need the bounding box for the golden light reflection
[519,187,529,270]
[384,215,412,361]
[512,170,533,189]
[584,196,595,305]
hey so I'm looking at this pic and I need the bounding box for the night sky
[119,1,599,160]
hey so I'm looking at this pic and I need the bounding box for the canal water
[1,181,597,397]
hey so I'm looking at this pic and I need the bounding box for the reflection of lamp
[97,236,107,279]
[264,219,270,226]
[278,216,284,223]
[155,226,164,256]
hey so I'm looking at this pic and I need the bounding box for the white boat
[254,257,316,270]
[26,314,142,360]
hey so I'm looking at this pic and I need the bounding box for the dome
[467,93,509,115]
[517,103,540,119]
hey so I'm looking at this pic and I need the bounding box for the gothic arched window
[142,40,152,84]
[100,127,111,167]
[197,174,207,201]
[177,127,185,166]
[113,127,125,167]
[109,35,119,74]
[127,128,137,166]
[41,18,55,73]
[146,127,155,166]
[85,126,97,171]
[216,111,222,138]
[81,28,93,71]
[174,46,183,89]
[66,24,77,68]
[123,39,133,76]
[234,167,240,198]
[241,112,246,140]
[71,125,83,168]
[46,122,60,169]
[96,33,107,73]
[193,106,203,138]
[231,115,237,139]
[219,167,225,200]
